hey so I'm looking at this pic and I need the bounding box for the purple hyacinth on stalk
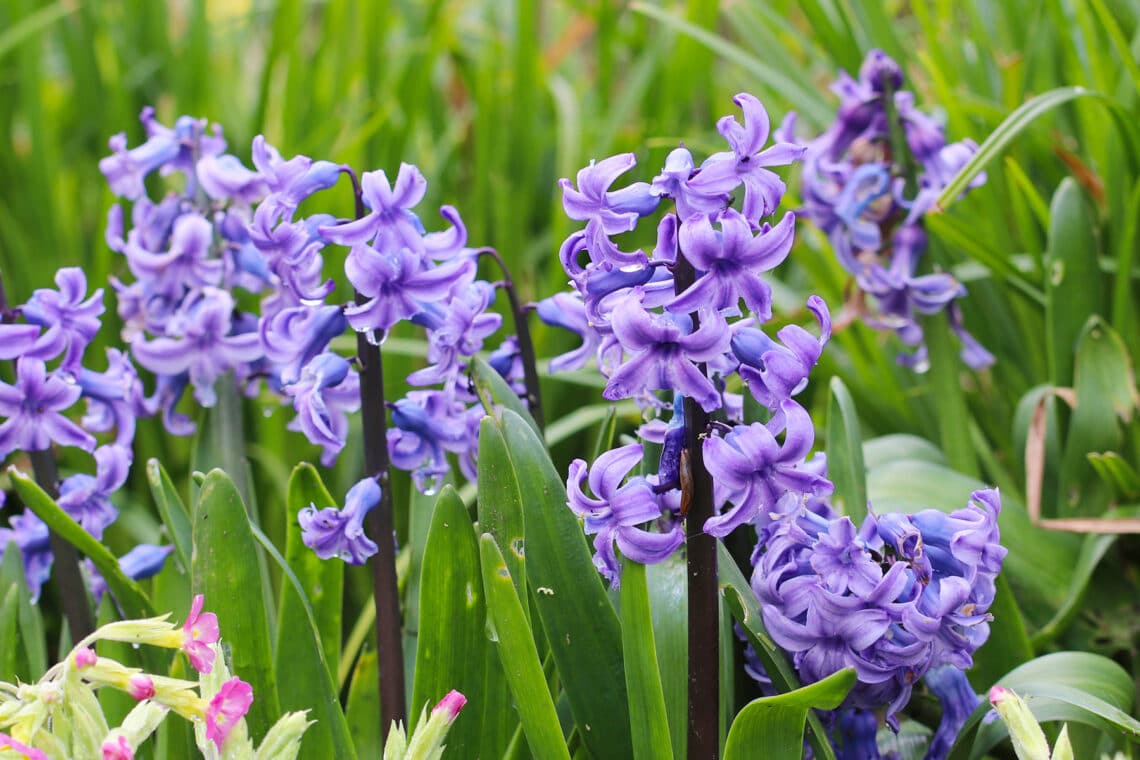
[298,478,382,564]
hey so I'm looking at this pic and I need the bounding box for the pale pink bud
[127,674,155,701]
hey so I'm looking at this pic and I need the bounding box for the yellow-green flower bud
[253,711,313,760]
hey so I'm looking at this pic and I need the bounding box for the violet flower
[733,296,832,411]
[86,543,174,606]
[57,444,131,540]
[387,391,471,494]
[20,267,105,371]
[0,510,52,602]
[566,443,683,586]
[319,163,429,253]
[535,292,601,373]
[77,348,151,446]
[299,477,381,564]
[251,135,341,222]
[281,353,361,467]
[0,358,96,457]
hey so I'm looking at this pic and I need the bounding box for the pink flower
[433,690,467,722]
[102,735,134,760]
[0,732,46,760]
[206,677,253,748]
[182,594,220,673]
[127,674,155,701]
[73,647,97,669]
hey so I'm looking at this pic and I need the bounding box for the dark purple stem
[343,168,406,737]
[478,248,545,430]
[673,252,719,759]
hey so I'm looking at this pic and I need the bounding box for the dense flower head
[781,49,991,371]
[0,358,95,458]
[752,487,1004,727]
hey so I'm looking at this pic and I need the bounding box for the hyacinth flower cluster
[780,50,993,371]
[0,595,310,760]
[545,92,834,586]
[751,487,1004,754]
[0,267,170,603]
[100,108,531,566]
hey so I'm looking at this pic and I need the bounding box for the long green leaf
[500,410,634,759]
[723,668,856,760]
[146,458,192,575]
[480,533,570,760]
[191,469,279,743]
[620,560,673,760]
[411,486,486,756]
[470,355,540,435]
[273,466,354,760]
[0,539,43,680]
[826,377,867,521]
[345,651,381,760]
[9,468,153,620]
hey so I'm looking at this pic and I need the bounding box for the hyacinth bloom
[281,353,361,466]
[206,677,254,748]
[251,135,342,221]
[535,292,600,373]
[100,108,225,200]
[320,163,429,252]
[260,304,348,385]
[123,214,223,298]
[298,477,381,564]
[130,287,263,407]
[0,357,96,458]
[924,665,980,759]
[559,153,660,264]
[387,391,472,493]
[20,267,105,371]
[567,444,684,586]
[0,510,52,602]
[409,281,502,386]
[182,594,220,673]
[671,209,796,319]
[703,401,833,537]
[58,444,131,540]
[77,349,150,446]
[734,296,832,411]
[603,292,730,412]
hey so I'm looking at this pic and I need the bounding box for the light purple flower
[298,477,381,564]
[0,324,41,360]
[197,153,268,204]
[319,164,428,253]
[20,268,105,371]
[87,544,174,606]
[281,353,361,466]
[923,665,979,760]
[408,281,502,386]
[566,443,684,586]
[734,296,832,410]
[671,209,796,319]
[603,292,730,412]
[0,510,52,602]
[0,358,95,457]
[560,153,660,235]
[123,213,223,298]
[651,146,733,220]
[57,444,132,540]
[251,135,342,222]
[99,108,224,200]
[387,390,471,493]
[130,288,263,407]
[535,292,601,373]
[260,305,348,385]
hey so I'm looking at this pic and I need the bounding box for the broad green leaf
[9,469,153,620]
[500,410,634,759]
[620,560,673,760]
[1030,531,1117,648]
[146,458,192,575]
[0,583,19,683]
[1059,318,1139,513]
[718,543,836,760]
[723,668,856,760]
[480,534,570,760]
[470,355,541,436]
[863,434,945,471]
[477,418,527,607]
[273,466,354,760]
[827,377,867,521]
[282,464,344,672]
[647,553,686,760]
[0,540,42,680]
[951,652,1140,759]
[1087,452,1140,501]
[345,651,381,760]
[191,469,279,743]
[411,486,485,756]
[1045,180,1103,390]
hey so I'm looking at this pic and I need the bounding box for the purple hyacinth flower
[281,353,361,466]
[0,324,41,360]
[894,91,945,163]
[408,281,502,386]
[0,509,53,602]
[99,108,225,200]
[702,401,833,536]
[560,153,660,236]
[566,443,684,587]
[735,296,832,410]
[671,209,796,319]
[836,709,881,760]
[690,94,807,223]
[923,665,979,760]
[260,305,348,385]
[298,477,381,564]
[603,291,730,412]
[57,444,132,540]
[130,288,263,407]
[20,268,105,371]
[387,391,471,493]
[0,358,96,457]
[251,135,342,222]
[651,146,733,220]
[197,153,268,204]
[343,244,475,337]
[535,292,601,373]
[947,302,995,370]
[319,164,428,253]
[830,163,892,271]
[124,213,224,298]
[87,544,174,606]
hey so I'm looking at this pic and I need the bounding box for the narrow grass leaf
[470,355,541,435]
[480,533,571,760]
[620,560,673,760]
[145,458,192,574]
[345,651,381,759]
[827,377,868,522]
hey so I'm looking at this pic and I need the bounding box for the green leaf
[863,434,946,471]
[723,668,856,760]
[620,560,673,760]
[0,583,19,683]
[1030,532,1118,649]
[411,486,485,756]
[827,377,868,521]
[935,87,1140,210]
[647,553,687,760]
[146,458,193,575]
[480,533,570,760]
[191,469,280,743]
[1087,452,1140,501]
[470,355,541,435]
[718,543,836,760]
[9,468,153,620]
[951,652,1140,759]
[477,417,527,608]
[0,539,42,680]
[499,410,634,759]
[345,651,381,760]
[1045,180,1104,390]
[273,466,354,760]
